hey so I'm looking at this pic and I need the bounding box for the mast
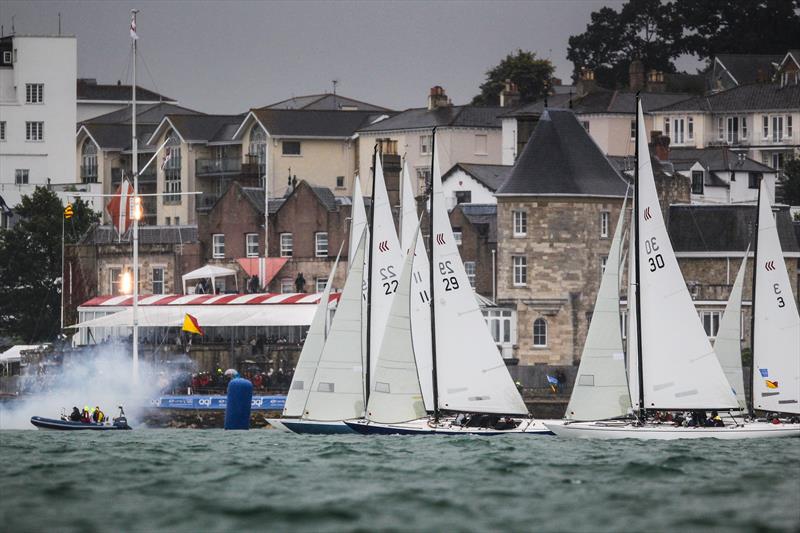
[428,127,440,422]
[633,95,645,420]
[364,143,378,408]
[747,178,761,417]
[131,9,140,384]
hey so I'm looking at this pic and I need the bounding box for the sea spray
[0,343,180,429]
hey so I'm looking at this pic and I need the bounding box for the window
[455,191,472,205]
[280,277,294,294]
[246,233,259,257]
[280,233,293,257]
[453,229,462,246]
[787,116,793,138]
[174,217,179,225]
[620,310,627,340]
[772,116,784,142]
[771,153,785,171]
[580,121,590,132]
[336,176,344,188]
[474,134,488,155]
[249,126,267,182]
[762,116,769,139]
[749,172,762,189]
[669,117,685,144]
[512,210,527,237]
[416,168,431,188]
[315,232,328,257]
[512,255,527,286]
[600,211,610,238]
[700,311,721,339]
[630,120,636,140]
[212,234,225,259]
[315,277,328,292]
[687,117,694,140]
[726,116,739,143]
[533,318,547,347]
[15,169,29,184]
[665,118,671,138]
[420,135,432,155]
[2,51,10,63]
[282,141,301,156]
[484,309,513,345]
[152,267,165,295]
[25,121,43,141]
[165,217,171,226]
[81,141,98,183]
[0,121,5,141]
[464,261,476,288]
[742,117,748,139]
[25,83,43,104]
[163,132,182,204]
[109,267,122,296]
[691,171,704,195]
[600,255,608,276]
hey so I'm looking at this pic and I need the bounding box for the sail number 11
[644,237,665,272]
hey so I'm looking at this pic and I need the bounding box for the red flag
[106,179,135,237]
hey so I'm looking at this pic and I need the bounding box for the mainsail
[349,178,368,267]
[282,246,343,417]
[626,207,640,411]
[634,103,737,410]
[303,230,368,421]
[714,251,748,410]
[567,197,631,420]
[752,180,800,414]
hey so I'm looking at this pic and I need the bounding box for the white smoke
[0,343,177,430]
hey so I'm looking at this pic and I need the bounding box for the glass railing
[195,158,242,175]
[80,166,98,183]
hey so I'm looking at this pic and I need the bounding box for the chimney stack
[576,67,596,98]
[427,86,451,110]
[629,59,645,91]
[646,70,666,93]
[500,79,520,108]
[649,130,670,161]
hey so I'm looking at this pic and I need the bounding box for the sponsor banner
[153,395,285,410]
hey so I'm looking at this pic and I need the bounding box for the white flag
[130,15,138,40]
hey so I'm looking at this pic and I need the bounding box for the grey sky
[2,0,657,114]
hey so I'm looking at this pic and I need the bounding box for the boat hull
[30,416,131,431]
[544,420,800,440]
[345,417,555,435]
[266,418,355,435]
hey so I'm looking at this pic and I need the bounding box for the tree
[780,158,800,208]
[472,50,554,106]
[0,187,99,342]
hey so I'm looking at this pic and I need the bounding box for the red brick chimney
[629,59,645,91]
[576,67,596,98]
[646,70,666,93]
[649,130,670,161]
[500,79,520,108]
[427,86,451,110]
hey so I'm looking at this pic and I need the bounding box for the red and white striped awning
[80,293,337,307]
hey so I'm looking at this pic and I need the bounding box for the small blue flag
[759,368,769,378]
[546,375,559,385]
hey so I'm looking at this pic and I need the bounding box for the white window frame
[600,255,608,276]
[687,116,694,140]
[0,120,5,141]
[630,119,636,140]
[282,140,301,156]
[763,115,769,140]
[212,234,225,259]
[533,318,547,347]
[453,230,462,246]
[512,255,527,287]
[419,134,432,155]
[280,233,293,257]
[464,261,476,288]
[109,267,122,296]
[315,277,328,292]
[25,121,43,141]
[25,83,43,104]
[474,134,488,155]
[580,120,590,132]
[771,115,784,142]
[152,266,165,295]
[600,211,610,238]
[512,210,527,237]
[700,310,721,339]
[15,169,29,184]
[315,232,328,257]
[787,115,793,138]
[245,233,259,258]
[483,308,514,346]
[2,51,10,63]
[280,277,294,294]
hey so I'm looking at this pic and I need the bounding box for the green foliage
[0,187,99,342]
[472,50,554,106]
[779,158,800,207]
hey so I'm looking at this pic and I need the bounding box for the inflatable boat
[30,416,132,431]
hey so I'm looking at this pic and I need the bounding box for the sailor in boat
[68,407,81,422]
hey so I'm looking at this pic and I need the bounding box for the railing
[195,158,241,176]
[80,166,98,183]
[196,193,219,210]
[111,167,156,184]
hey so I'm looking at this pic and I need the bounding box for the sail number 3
[644,237,665,272]
[774,283,786,308]
[438,261,460,291]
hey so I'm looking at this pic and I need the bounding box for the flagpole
[263,142,269,291]
[131,8,140,384]
[60,212,65,331]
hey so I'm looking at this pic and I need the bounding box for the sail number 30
[644,237,665,272]
[438,261,459,291]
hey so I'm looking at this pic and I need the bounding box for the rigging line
[136,45,163,98]
[687,205,710,251]
[118,42,133,90]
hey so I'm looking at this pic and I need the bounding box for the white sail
[567,198,631,420]
[367,223,427,423]
[368,154,404,388]
[714,251,748,410]
[400,161,417,252]
[634,102,737,410]
[627,207,640,411]
[752,179,800,414]
[348,177,368,268]
[303,230,367,421]
[430,142,528,415]
[282,246,343,417]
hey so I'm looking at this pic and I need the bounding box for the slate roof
[265,93,392,112]
[238,182,338,215]
[81,224,198,245]
[504,90,691,117]
[359,106,503,133]
[714,54,782,86]
[652,83,800,113]
[669,204,799,253]
[442,163,511,192]
[455,204,497,243]
[80,123,157,151]
[668,147,775,173]
[82,103,202,125]
[496,109,628,197]
[77,80,175,102]
[252,109,385,137]
[167,114,245,142]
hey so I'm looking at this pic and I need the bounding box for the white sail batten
[634,103,737,410]
[303,230,368,421]
[367,224,427,423]
[753,180,800,414]
[430,143,528,415]
[714,252,748,410]
[627,207,639,410]
[283,247,342,417]
[567,197,631,420]
[368,155,404,389]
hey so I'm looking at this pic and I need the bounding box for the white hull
[544,420,800,440]
[346,416,554,435]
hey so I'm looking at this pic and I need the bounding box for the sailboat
[545,100,799,439]
[714,251,749,412]
[345,136,551,435]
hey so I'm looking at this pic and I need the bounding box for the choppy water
[0,429,798,533]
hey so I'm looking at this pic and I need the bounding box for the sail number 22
[644,237,665,272]
[438,261,460,291]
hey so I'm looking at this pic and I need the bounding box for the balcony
[111,167,156,185]
[80,166,98,184]
[196,192,219,211]
[195,158,242,177]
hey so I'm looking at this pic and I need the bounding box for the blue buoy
[224,378,253,430]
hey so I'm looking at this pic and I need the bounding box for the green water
[0,429,798,532]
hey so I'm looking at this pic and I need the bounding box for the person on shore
[69,406,81,421]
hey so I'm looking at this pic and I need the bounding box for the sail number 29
[438,261,460,291]
[644,237,665,272]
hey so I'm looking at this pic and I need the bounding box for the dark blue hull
[344,420,554,436]
[279,420,355,435]
[30,417,131,431]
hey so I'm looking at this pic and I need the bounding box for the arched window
[163,130,182,204]
[249,126,267,185]
[533,318,547,347]
[81,141,97,182]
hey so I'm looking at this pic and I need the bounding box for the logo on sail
[435,233,446,245]
[643,207,653,221]
[765,380,779,389]
[759,368,769,378]
[378,240,390,253]
[765,260,776,271]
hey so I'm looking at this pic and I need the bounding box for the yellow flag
[182,313,204,335]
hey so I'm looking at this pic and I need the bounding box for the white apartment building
[0,34,84,215]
